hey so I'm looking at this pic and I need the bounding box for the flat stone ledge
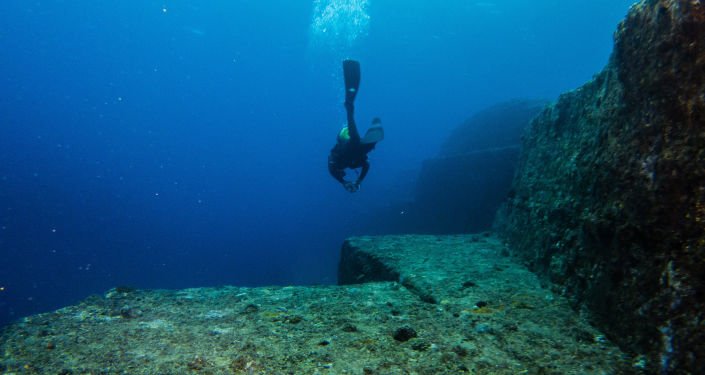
[0,234,632,374]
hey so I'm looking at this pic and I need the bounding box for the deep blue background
[0,0,634,325]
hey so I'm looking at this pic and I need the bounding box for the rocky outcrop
[414,147,520,233]
[496,1,705,373]
[439,100,547,156]
[339,234,521,304]
[0,235,629,373]
[349,100,544,236]
[412,100,545,234]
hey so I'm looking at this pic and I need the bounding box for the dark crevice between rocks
[399,275,437,304]
[338,239,437,304]
[338,239,399,285]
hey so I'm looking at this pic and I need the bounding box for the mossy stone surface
[1,234,629,374]
[496,0,705,372]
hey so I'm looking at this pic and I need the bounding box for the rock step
[0,234,632,374]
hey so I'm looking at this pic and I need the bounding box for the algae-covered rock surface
[1,234,629,374]
[496,0,705,373]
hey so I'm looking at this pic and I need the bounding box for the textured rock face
[0,235,629,374]
[414,148,519,233]
[412,100,544,234]
[439,100,547,156]
[496,1,705,373]
[349,101,543,236]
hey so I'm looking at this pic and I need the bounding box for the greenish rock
[495,1,705,373]
[1,234,630,374]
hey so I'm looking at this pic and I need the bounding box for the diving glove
[344,181,360,193]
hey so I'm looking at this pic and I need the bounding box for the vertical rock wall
[412,100,544,234]
[496,1,705,373]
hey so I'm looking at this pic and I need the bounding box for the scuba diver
[328,60,384,193]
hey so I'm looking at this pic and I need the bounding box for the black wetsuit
[328,102,375,186]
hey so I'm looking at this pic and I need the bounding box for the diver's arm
[345,102,361,142]
[356,160,370,185]
[328,159,346,184]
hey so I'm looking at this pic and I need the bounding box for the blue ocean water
[0,0,634,326]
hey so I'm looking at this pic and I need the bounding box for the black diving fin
[343,59,360,104]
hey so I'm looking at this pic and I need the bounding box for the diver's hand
[343,181,359,193]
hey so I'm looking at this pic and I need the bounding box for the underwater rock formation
[439,100,547,156]
[349,100,544,236]
[496,0,704,373]
[413,100,545,234]
[414,147,520,233]
[0,234,629,373]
